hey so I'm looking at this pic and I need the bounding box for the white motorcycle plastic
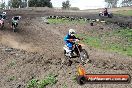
[63,39,89,66]
[99,12,113,18]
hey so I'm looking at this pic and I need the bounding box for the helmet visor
[71,31,75,34]
[70,32,75,36]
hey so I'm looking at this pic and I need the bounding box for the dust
[0,34,40,52]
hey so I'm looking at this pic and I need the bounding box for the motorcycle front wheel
[0,24,4,29]
[108,14,113,18]
[79,49,89,64]
[13,26,16,32]
[1,23,4,29]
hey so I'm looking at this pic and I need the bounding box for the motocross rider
[104,8,108,16]
[1,12,6,19]
[64,29,79,57]
[11,16,20,27]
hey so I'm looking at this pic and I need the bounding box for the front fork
[75,45,82,57]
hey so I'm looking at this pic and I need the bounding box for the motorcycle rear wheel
[108,14,113,18]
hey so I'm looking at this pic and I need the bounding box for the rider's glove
[75,39,79,41]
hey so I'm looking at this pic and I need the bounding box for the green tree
[105,0,119,8]
[21,0,27,8]
[121,0,132,7]
[28,0,52,8]
[8,0,12,7]
[62,0,71,9]
[11,0,22,8]
[28,0,37,7]
[0,2,5,9]
[70,7,80,10]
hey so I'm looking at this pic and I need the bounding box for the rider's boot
[69,51,72,58]
[65,49,71,57]
[67,50,72,58]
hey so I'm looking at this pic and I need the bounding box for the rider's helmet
[69,29,76,36]
[13,16,20,20]
[104,8,107,11]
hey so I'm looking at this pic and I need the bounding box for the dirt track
[0,9,132,88]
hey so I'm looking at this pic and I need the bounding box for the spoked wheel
[108,14,113,18]
[99,13,104,17]
[99,13,102,17]
[1,23,4,29]
[0,24,4,30]
[13,26,16,32]
[1,25,4,29]
[79,49,89,64]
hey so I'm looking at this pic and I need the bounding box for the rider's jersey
[0,14,5,20]
[12,20,18,24]
[64,34,77,43]
[12,16,20,24]
[104,8,108,14]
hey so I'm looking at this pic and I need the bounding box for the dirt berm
[0,8,132,88]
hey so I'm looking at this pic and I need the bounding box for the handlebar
[67,39,78,41]
[67,38,83,42]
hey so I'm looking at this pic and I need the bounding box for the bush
[27,74,57,88]
[70,7,80,10]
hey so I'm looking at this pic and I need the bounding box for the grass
[47,18,88,24]
[71,75,77,83]
[115,10,132,16]
[62,83,67,88]
[76,34,101,48]
[113,28,132,42]
[7,76,16,82]
[27,74,57,88]
[7,60,16,67]
[76,28,132,57]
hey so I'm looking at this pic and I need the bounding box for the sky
[51,0,106,10]
[1,0,122,10]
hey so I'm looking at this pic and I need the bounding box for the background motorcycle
[99,12,113,18]
[0,14,5,29]
[63,39,89,66]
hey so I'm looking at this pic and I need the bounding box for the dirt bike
[63,39,89,66]
[99,12,113,18]
[12,21,18,32]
